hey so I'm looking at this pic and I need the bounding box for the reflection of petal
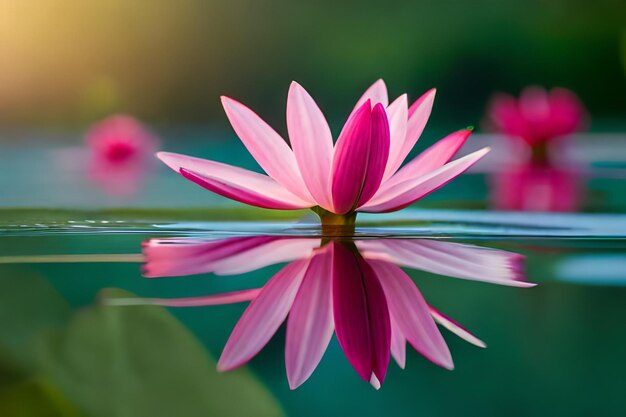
[143,236,320,277]
[108,288,261,307]
[490,163,582,212]
[357,239,532,287]
[429,305,486,348]
[390,318,406,369]
[331,242,391,387]
[286,246,334,389]
[132,233,531,389]
[218,259,310,371]
[371,260,453,370]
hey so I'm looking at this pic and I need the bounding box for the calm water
[1,211,625,417]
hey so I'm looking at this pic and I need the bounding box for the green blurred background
[1,0,625,131]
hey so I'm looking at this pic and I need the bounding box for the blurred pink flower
[86,114,158,196]
[490,162,583,212]
[158,80,489,221]
[113,235,532,389]
[487,86,587,148]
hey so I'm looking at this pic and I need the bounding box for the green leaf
[39,289,283,417]
[0,268,71,372]
[0,377,82,417]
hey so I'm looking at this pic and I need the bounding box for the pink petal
[487,93,526,138]
[358,147,489,212]
[394,88,436,170]
[429,305,487,348]
[143,236,276,277]
[382,94,409,181]
[548,88,586,137]
[207,238,320,276]
[331,102,390,213]
[221,96,314,202]
[144,237,320,278]
[181,168,310,210]
[354,79,389,109]
[287,82,334,211]
[217,259,309,371]
[519,86,550,123]
[285,246,334,389]
[108,288,262,307]
[390,317,407,369]
[371,260,453,369]
[380,129,471,192]
[331,242,391,385]
[157,152,312,209]
[357,239,532,287]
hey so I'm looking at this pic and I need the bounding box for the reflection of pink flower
[490,162,583,212]
[121,235,532,389]
[86,115,158,196]
[487,86,587,147]
[157,80,488,218]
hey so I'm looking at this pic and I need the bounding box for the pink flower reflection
[490,162,583,212]
[86,115,158,196]
[122,236,533,389]
[487,86,587,149]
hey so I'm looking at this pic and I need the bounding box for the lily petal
[217,259,309,371]
[286,247,334,389]
[401,88,436,164]
[359,147,489,212]
[354,79,389,109]
[331,102,390,213]
[390,317,407,369]
[208,238,320,275]
[108,288,262,307]
[181,168,311,210]
[357,239,531,287]
[380,129,471,191]
[143,236,276,277]
[371,260,453,369]
[331,242,391,385]
[287,82,334,211]
[157,152,312,209]
[382,94,409,181]
[221,96,314,202]
[429,305,487,348]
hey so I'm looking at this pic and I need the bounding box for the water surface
[1,210,625,417]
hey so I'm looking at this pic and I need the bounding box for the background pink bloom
[86,114,158,196]
[111,235,532,389]
[486,86,587,148]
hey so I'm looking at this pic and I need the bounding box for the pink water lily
[487,86,587,149]
[86,114,158,196]
[157,80,489,225]
[113,235,532,389]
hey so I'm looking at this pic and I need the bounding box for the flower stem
[530,141,550,164]
[311,207,357,236]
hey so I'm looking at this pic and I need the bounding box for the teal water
[1,130,625,416]
[1,211,625,417]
